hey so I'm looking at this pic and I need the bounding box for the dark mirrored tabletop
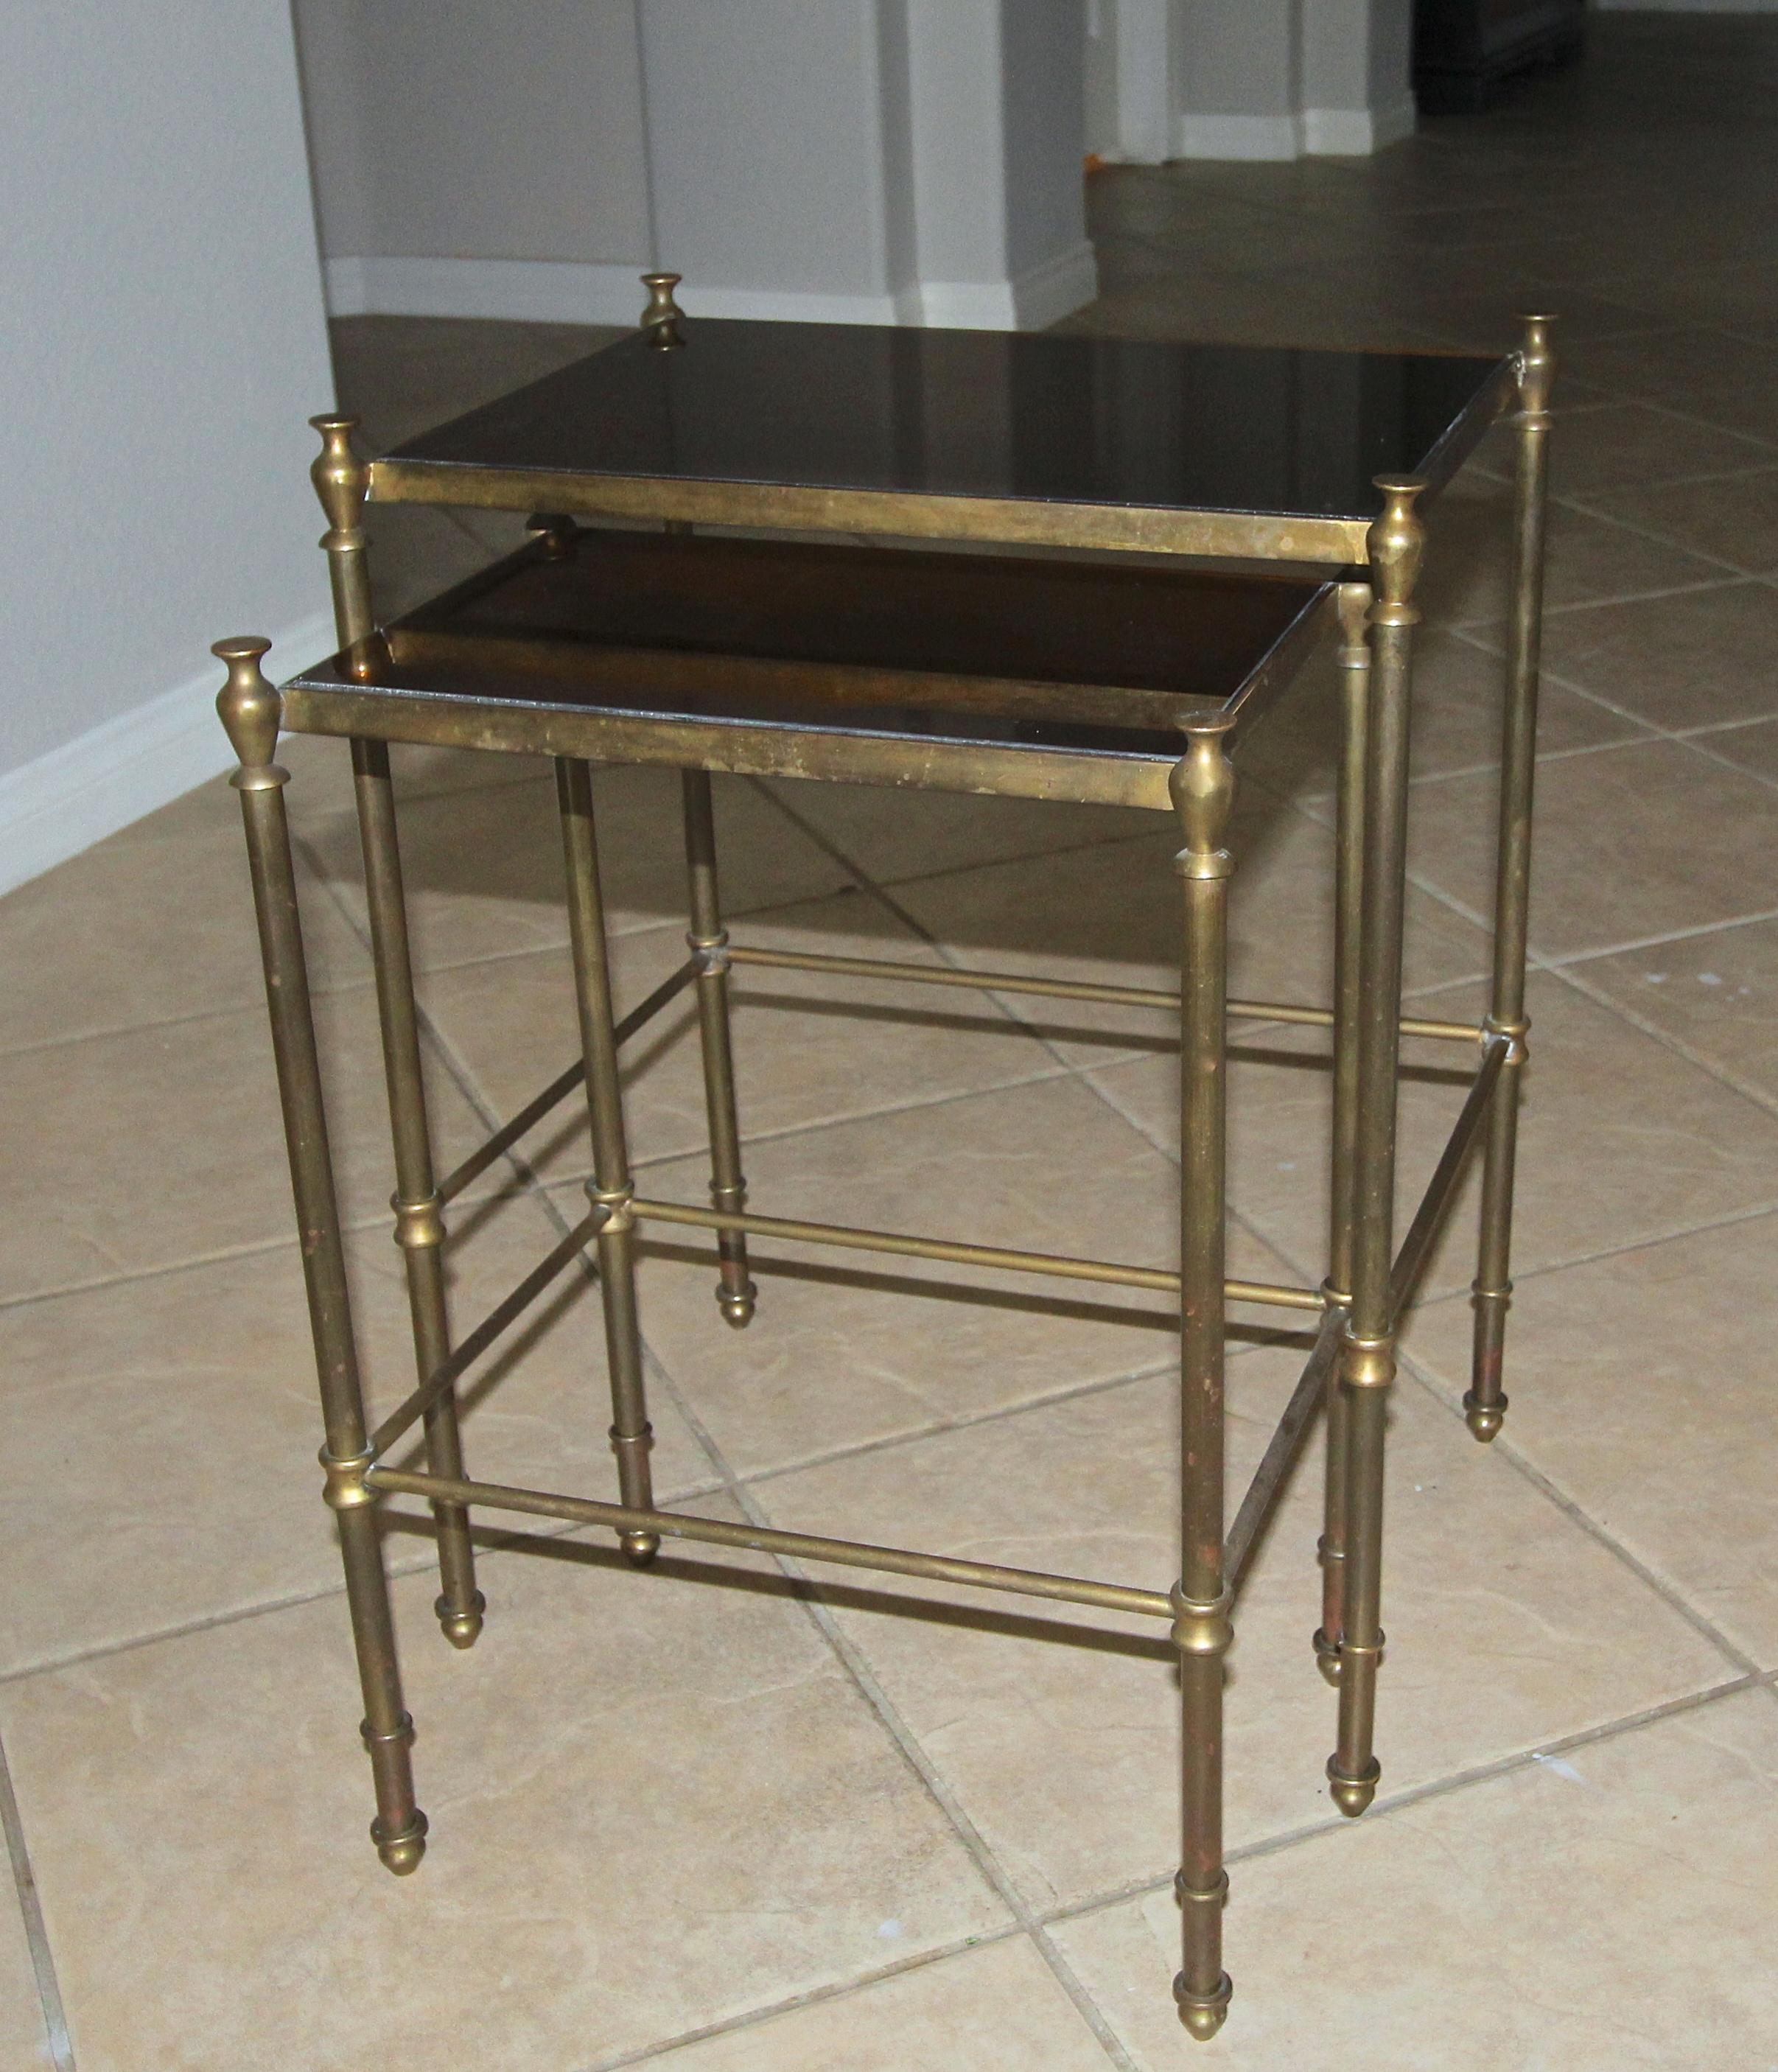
[284,526,1335,809]
[369,321,1513,564]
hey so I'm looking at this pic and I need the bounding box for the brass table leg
[354,738,484,1647]
[1328,480,1424,1819]
[682,770,757,1327]
[558,758,659,1567]
[216,638,426,1875]
[1469,315,1555,1444]
[1172,717,1236,2041]
[1315,581,1373,1688]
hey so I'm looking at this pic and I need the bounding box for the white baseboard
[1012,239,1101,329]
[1175,111,1303,161]
[679,281,914,325]
[0,610,335,897]
[1303,94,1417,155]
[325,256,648,325]
[326,246,1099,333]
[916,240,1099,330]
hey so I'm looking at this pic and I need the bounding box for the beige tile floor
[6,18,1778,2068]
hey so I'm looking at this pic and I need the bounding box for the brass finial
[640,270,686,349]
[213,636,281,773]
[1366,477,1426,626]
[1170,715,1237,882]
[1335,578,1371,661]
[309,413,369,540]
[1515,312,1556,419]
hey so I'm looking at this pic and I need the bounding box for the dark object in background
[1413,0,1586,114]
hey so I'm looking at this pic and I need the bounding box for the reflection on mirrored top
[383,320,1507,526]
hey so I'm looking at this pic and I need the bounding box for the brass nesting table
[214,279,1552,2038]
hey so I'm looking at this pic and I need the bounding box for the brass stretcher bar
[365,996,1502,1639]
[627,1197,1322,1311]
[365,1464,1177,1622]
[368,1189,1325,1463]
[724,942,1485,1043]
[432,946,1480,1228]
[367,1031,1509,1616]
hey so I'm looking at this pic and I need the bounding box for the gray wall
[1088,0,1414,161]
[294,0,653,266]
[1,0,337,885]
[1001,0,1091,277]
[294,0,1094,326]
[640,0,895,302]
[1178,0,1301,121]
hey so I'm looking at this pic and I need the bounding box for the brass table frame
[214,284,1553,2040]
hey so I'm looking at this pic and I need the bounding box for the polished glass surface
[295,530,1331,763]
[387,320,1505,524]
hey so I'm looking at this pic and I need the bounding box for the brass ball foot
[1173,1972,1232,2040]
[1312,1628,1343,1688]
[717,1280,758,1330]
[371,1810,428,1876]
[620,1529,660,1569]
[435,1589,486,1650]
[1463,1389,1506,1443]
[1326,1756,1380,1818]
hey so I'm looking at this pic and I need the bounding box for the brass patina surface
[214,292,1545,2039]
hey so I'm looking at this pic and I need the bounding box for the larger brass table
[214,281,1552,2038]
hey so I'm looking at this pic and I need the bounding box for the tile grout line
[570,1923,1035,2072]
[1533,904,1778,974]
[0,1491,725,1693]
[0,1724,74,2072]
[1537,956,1778,1127]
[637,783,1148,2066]
[763,762,1778,1697]
[753,777,1301,1296]
[1401,1194,1778,1318]
[658,1373,1140,2071]
[1082,1022,1778,1675]
[1548,481,1775,578]
[332,776,1132,2060]
[371,727,1778,1813]
[1672,724,1778,801]
[1039,1667,1773,1941]
[736,1320,1309,1499]
[1536,571,1751,617]
[1268,752,1778,1141]
[1396,1348,1764,1677]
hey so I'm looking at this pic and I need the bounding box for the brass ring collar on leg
[1483,1013,1530,1066]
[320,1446,376,1512]
[585,1181,635,1235]
[391,1191,446,1251]
[1169,1586,1233,1659]
[1338,1334,1395,1391]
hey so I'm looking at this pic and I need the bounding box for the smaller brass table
[215,281,1551,2038]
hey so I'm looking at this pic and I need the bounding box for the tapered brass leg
[1171,718,1236,2041]
[682,770,757,1328]
[1468,316,1555,1444]
[557,758,659,1567]
[353,738,483,1646]
[1316,581,1372,1689]
[216,638,425,1875]
[1328,481,1424,1820]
